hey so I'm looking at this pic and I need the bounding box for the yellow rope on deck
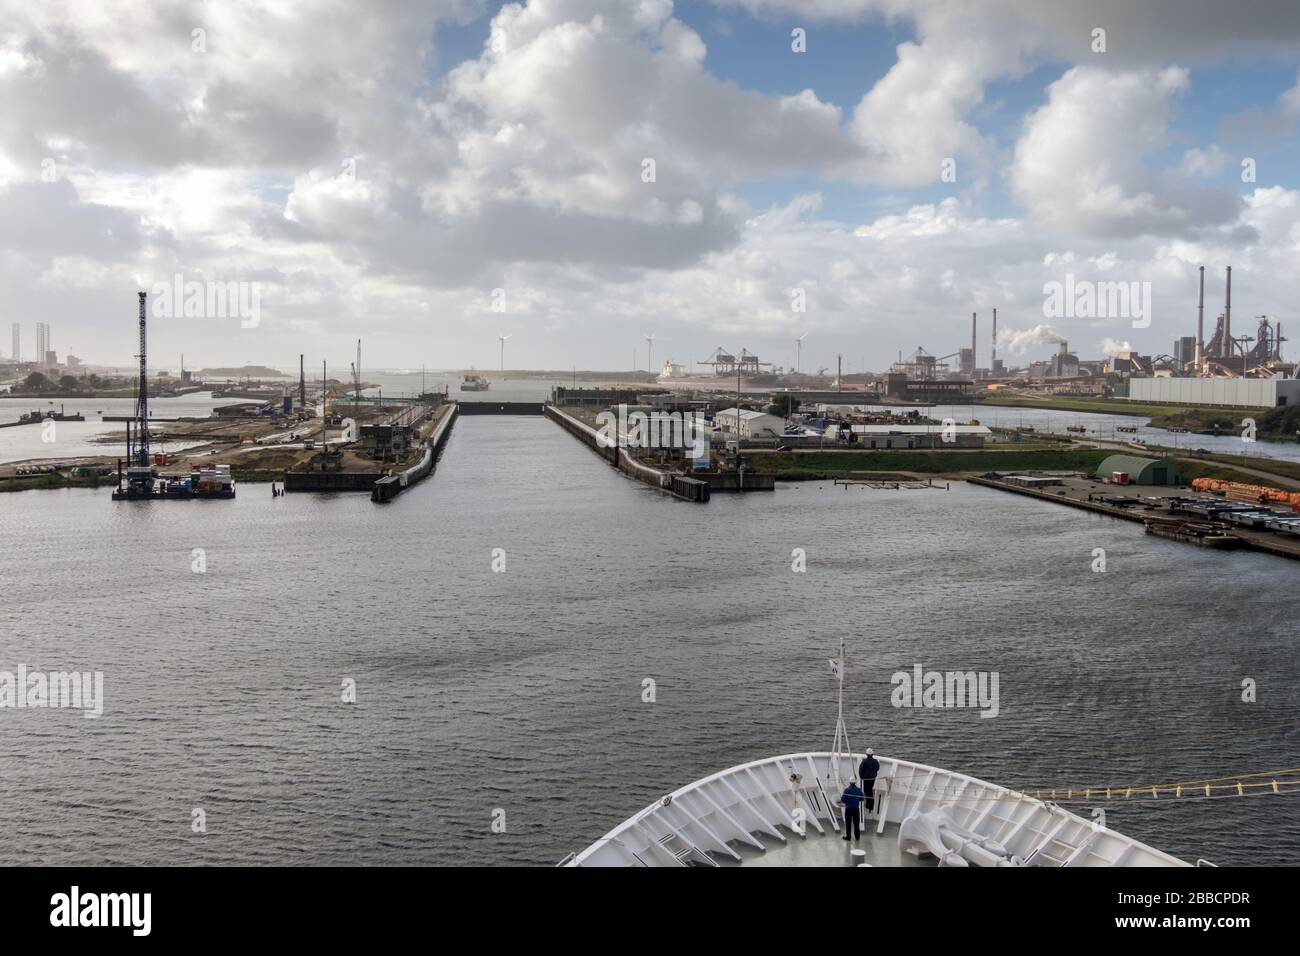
[878,767,1300,805]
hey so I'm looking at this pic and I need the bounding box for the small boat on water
[460,370,489,392]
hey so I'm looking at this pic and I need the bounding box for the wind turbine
[644,332,655,374]
[796,332,809,374]
[498,333,511,372]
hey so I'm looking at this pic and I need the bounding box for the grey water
[1,415,1297,866]
[0,392,225,464]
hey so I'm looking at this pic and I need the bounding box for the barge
[1145,519,1240,549]
[0,405,86,427]
[112,462,236,500]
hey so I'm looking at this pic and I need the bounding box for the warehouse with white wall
[1127,377,1300,408]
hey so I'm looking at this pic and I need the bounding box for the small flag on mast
[829,658,842,680]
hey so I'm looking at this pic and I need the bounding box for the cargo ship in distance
[460,370,490,391]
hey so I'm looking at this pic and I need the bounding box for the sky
[2,0,1300,374]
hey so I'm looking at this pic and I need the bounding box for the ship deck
[566,752,1189,868]
[722,821,927,868]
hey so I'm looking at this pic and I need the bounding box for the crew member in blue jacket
[858,749,880,818]
[840,780,864,841]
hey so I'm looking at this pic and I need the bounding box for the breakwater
[372,404,458,502]
[544,404,707,501]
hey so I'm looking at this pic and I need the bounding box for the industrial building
[879,373,975,402]
[637,393,713,414]
[1096,454,1184,486]
[361,423,412,460]
[1128,377,1300,409]
[844,423,991,449]
[713,407,784,439]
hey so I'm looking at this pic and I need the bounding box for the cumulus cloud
[1177,146,1231,178]
[1011,66,1243,238]
[718,0,1300,190]
[272,0,872,287]
[0,0,1297,371]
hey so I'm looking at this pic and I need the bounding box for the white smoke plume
[998,323,1066,355]
[1098,337,1133,357]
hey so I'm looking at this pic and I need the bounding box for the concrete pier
[372,404,458,502]
[544,404,707,502]
[286,404,457,494]
[969,473,1300,563]
[544,403,617,464]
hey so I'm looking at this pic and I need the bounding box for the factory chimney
[1223,266,1232,357]
[1194,266,1204,374]
[971,312,977,374]
[299,354,306,411]
[991,308,997,364]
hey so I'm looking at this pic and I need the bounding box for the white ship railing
[565,752,1189,868]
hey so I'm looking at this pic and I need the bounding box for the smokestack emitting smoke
[1000,323,1066,354]
[1224,266,1232,357]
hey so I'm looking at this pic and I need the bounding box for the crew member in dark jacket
[840,781,864,841]
[858,749,880,818]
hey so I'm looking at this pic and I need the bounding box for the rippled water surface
[0,392,225,463]
[1,415,1297,865]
